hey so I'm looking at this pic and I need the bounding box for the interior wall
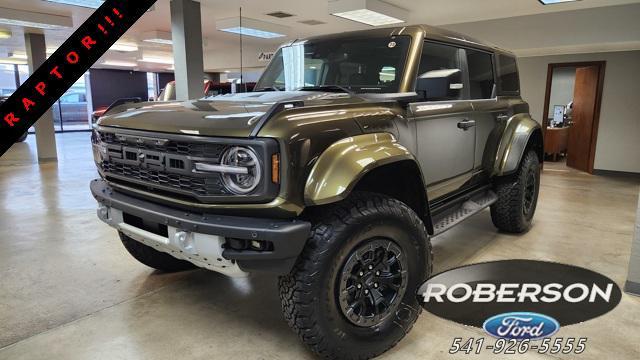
[157,72,175,92]
[88,69,148,110]
[203,40,276,72]
[518,50,640,173]
[442,3,640,57]
[548,67,576,118]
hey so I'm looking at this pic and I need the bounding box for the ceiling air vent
[298,19,326,25]
[266,11,295,18]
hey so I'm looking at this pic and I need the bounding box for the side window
[417,42,463,101]
[466,49,495,99]
[497,54,520,94]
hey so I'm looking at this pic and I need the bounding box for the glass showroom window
[52,73,92,131]
[0,64,18,96]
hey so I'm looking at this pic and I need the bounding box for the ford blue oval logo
[483,312,560,340]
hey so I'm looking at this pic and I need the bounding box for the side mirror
[416,69,463,101]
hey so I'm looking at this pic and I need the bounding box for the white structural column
[170,0,205,100]
[625,190,640,296]
[25,32,57,162]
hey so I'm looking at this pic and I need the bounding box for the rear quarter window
[497,54,520,95]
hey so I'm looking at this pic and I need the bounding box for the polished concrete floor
[1,133,639,359]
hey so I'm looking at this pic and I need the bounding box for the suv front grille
[96,130,231,200]
[102,161,227,196]
[93,128,280,204]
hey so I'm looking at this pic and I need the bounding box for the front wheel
[279,192,432,359]
[491,149,541,233]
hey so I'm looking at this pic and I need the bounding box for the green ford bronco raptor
[91,25,542,359]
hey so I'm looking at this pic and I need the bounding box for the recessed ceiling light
[0,29,11,39]
[142,31,172,45]
[298,20,326,26]
[329,0,408,26]
[538,0,581,4]
[0,7,72,29]
[217,17,288,39]
[266,11,295,18]
[102,60,137,68]
[43,0,104,9]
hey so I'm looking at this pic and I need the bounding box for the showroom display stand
[624,191,640,296]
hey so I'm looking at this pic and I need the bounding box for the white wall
[548,67,576,118]
[518,51,640,173]
[203,40,277,72]
[443,3,640,57]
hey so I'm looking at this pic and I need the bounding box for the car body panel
[304,132,417,205]
[97,91,369,138]
[492,113,542,176]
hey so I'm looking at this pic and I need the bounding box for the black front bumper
[91,179,310,274]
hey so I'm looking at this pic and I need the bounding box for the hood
[97,91,369,138]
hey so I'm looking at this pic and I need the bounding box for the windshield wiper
[254,86,282,92]
[296,85,354,95]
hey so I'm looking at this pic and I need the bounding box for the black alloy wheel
[338,238,408,327]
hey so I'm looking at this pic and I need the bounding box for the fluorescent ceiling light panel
[538,0,580,4]
[142,31,172,45]
[0,29,11,39]
[0,58,28,65]
[329,0,408,26]
[10,48,58,60]
[9,52,27,60]
[216,17,288,39]
[0,7,73,29]
[44,0,104,9]
[102,60,137,67]
[138,56,174,65]
[110,41,138,52]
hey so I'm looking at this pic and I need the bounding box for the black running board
[432,190,498,236]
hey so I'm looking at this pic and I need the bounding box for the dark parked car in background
[0,96,27,142]
[52,92,90,127]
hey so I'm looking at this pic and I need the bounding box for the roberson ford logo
[417,260,622,338]
[483,312,560,340]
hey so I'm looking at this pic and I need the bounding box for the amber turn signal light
[271,153,280,184]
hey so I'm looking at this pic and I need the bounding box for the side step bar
[432,190,498,236]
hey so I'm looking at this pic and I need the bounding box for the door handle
[457,119,476,130]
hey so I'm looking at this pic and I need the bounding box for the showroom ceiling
[0,0,639,72]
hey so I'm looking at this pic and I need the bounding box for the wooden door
[567,66,599,172]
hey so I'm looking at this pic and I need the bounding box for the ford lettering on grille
[107,145,190,174]
[97,131,230,198]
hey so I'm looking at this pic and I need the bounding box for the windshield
[255,36,411,93]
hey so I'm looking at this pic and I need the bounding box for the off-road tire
[119,232,196,272]
[279,192,432,360]
[490,149,540,233]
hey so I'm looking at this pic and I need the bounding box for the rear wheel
[119,232,196,272]
[279,192,432,359]
[490,149,540,233]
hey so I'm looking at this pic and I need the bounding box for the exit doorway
[542,61,606,174]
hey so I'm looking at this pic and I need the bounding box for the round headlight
[220,146,262,194]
